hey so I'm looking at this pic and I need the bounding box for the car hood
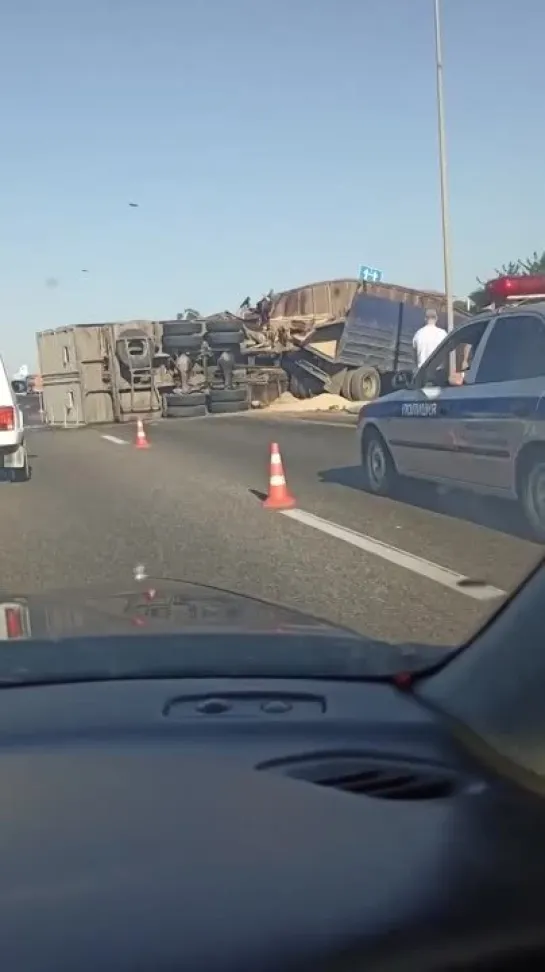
[0,574,453,681]
[0,574,359,641]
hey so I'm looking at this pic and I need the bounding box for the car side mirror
[418,364,451,389]
[392,370,414,391]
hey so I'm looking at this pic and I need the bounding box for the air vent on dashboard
[258,755,458,801]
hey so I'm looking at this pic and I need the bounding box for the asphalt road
[1,410,542,649]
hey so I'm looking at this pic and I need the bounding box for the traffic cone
[135,418,150,449]
[262,442,296,510]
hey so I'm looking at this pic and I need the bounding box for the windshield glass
[0,3,542,685]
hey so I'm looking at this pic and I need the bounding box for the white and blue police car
[357,275,545,540]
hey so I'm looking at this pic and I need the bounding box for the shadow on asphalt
[249,488,267,502]
[0,454,36,484]
[318,464,538,543]
[0,472,32,484]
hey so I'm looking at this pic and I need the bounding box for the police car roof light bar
[486,275,545,303]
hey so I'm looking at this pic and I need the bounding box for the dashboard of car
[0,673,544,971]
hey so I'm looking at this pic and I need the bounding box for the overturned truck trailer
[256,278,467,402]
[37,321,173,426]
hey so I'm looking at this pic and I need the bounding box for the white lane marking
[281,508,506,602]
[101,434,128,446]
[282,419,356,428]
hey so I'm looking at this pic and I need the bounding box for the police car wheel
[520,457,545,541]
[361,430,396,495]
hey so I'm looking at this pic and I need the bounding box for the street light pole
[433,0,454,333]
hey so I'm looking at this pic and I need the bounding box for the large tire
[164,391,206,408]
[205,330,244,349]
[341,370,353,399]
[205,318,243,334]
[208,399,250,414]
[208,387,248,404]
[166,403,207,419]
[116,329,153,370]
[361,428,397,496]
[350,366,382,402]
[163,333,203,354]
[518,451,545,541]
[163,319,202,337]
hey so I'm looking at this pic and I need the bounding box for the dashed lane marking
[101,434,128,446]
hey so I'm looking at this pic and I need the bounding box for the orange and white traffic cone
[262,442,296,510]
[135,418,150,449]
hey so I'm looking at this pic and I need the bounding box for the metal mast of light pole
[433,0,454,332]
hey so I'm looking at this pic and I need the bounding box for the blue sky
[1,0,543,371]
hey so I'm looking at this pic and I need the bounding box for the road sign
[358,264,383,284]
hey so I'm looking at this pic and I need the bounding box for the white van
[0,357,30,482]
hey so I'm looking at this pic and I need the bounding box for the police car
[357,275,545,540]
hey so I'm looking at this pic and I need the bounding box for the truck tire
[341,370,353,399]
[166,403,207,419]
[208,399,250,414]
[116,328,154,370]
[208,387,248,404]
[205,319,243,334]
[361,428,397,496]
[350,366,381,402]
[163,319,202,337]
[205,330,244,349]
[163,333,203,354]
[164,391,207,408]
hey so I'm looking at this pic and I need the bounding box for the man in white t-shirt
[412,308,446,369]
